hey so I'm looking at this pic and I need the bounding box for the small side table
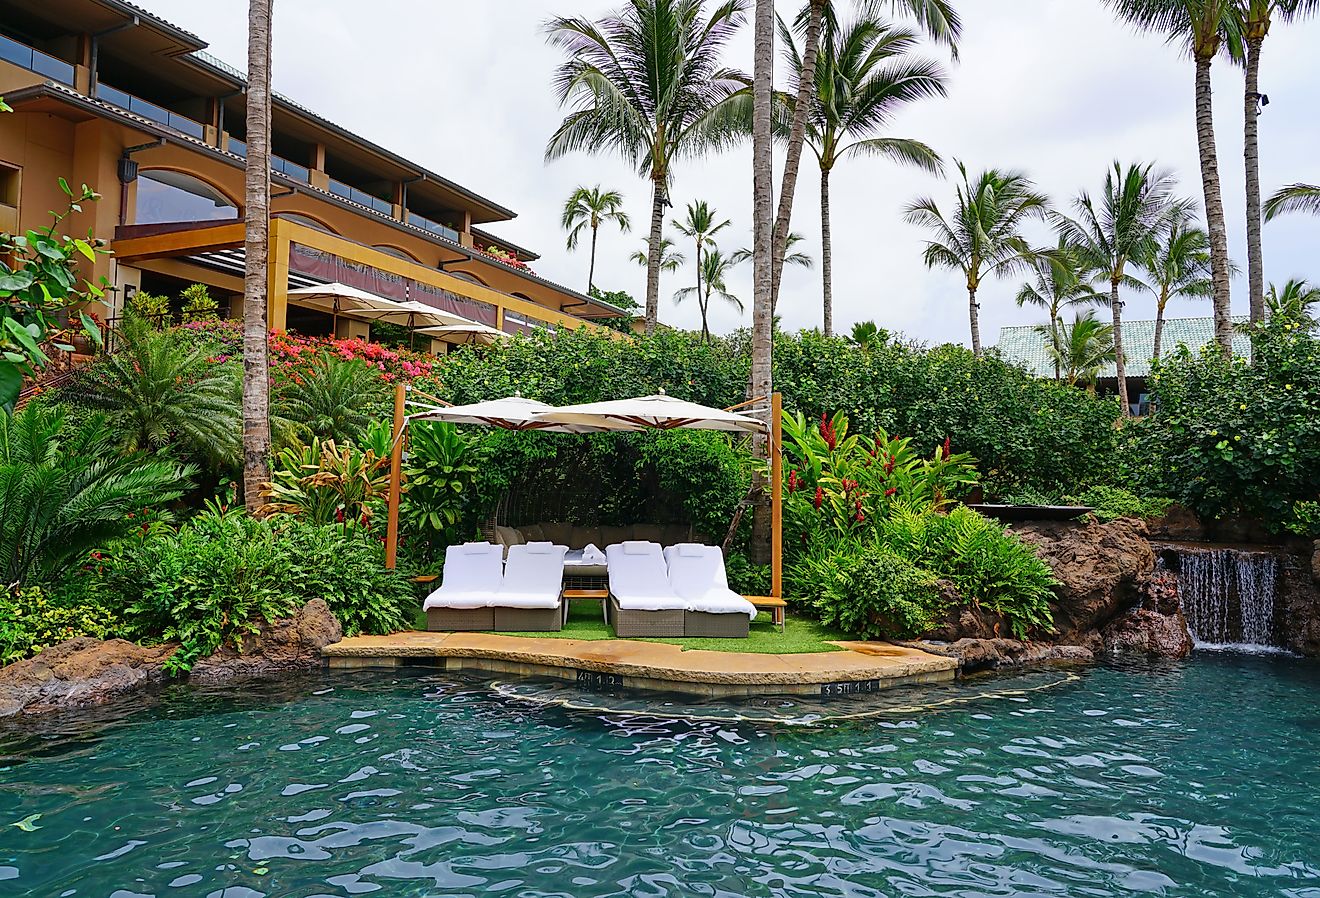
[745,595,787,633]
[562,588,610,624]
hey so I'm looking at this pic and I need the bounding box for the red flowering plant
[781,409,980,540]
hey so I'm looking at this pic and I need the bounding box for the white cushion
[664,545,757,620]
[607,541,683,608]
[494,543,567,609]
[423,542,504,609]
[523,541,557,555]
[489,592,562,610]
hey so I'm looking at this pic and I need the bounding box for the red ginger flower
[813,486,824,510]
[942,437,952,460]
[819,413,837,451]
[885,487,898,498]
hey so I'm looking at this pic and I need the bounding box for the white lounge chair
[664,544,757,638]
[606,541,688,637]
[423,542,504,631]
[492,542,569,631]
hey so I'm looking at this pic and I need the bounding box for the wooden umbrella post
[771,391,782,600]
[385,381,406,569]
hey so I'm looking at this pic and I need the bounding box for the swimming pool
[2,654,1317,896]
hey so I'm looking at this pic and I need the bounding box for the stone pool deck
[323,633,958,697]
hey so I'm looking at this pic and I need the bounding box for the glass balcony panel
[0,33,75,86]
[96,83,205,140]
[227,136,247,158]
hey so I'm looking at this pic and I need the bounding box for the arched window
[276,212,338,233]
[374,244,420,262]
[447,269,488,287]
[134,170,237,225]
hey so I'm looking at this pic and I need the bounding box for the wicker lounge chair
[664,544,757,638]
[423,542,504,631]
[605,541,688,637]
[491,542,568,631]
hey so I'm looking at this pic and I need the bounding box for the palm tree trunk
[644,177,665,335]
[587,223,598,294]
[700,290,711,342]
[1244,34,1265,324]
[1111,278,1130,416]
[1194,55,1234,355]
[694,238,704,323]
[242,0,274,511]
[770,0,825,312]
[749,0,775,564]
[1050,310,1061,382]
[1152,292,1168,362]
[967,285,981,356]
[820,167,833,337]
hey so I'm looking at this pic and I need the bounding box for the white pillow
[677,543,705,557]
[622,541,652,556]
[524,541,555,555]
[461,541,494,554]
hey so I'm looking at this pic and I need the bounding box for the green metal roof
[995,315,1251,379]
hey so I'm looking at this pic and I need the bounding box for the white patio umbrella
[355,299,476,330]
[408,395,638,433]
[532,392,767,434]
[286,282,406,332]
[417,322,508,346]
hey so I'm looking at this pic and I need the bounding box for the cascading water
[1166,547,1282,651]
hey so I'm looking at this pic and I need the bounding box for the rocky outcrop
[1012,518,1156,644]
[190,600,341,684]
[914,638,1094,673]
[1278,552,1320,658]
[0,601,342,717]
[0,638,176,718]
[1100,569,1194,659]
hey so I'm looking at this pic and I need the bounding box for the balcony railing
[95,83,205,140]
[406,212,460,245]
[328,178,393,216]
[0,32,75,86]
[224,138,310,184]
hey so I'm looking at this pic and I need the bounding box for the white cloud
[150,0,1320,346]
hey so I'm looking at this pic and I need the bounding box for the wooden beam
[385,381,405,570]
[111,222,245,262]
[771,391,783,600]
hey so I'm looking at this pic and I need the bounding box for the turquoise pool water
[2,655,1318,897]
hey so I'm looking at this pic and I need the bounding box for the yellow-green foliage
[0,587,121,665]
[125,290,171,327]
[179,283,218,322]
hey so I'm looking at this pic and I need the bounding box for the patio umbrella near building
[416,322,509,346]
[531,392,767,434]
[286,282,406,332]
[408,395,636,433]
[355,299,476,330]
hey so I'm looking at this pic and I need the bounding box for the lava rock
[929,638,1095,673]
[1102,608,1194,659]
[189,599,342,685]
[1012,518,1155,642]
[0,638,176,718]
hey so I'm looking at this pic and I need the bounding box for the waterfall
[1170,548,1282,650]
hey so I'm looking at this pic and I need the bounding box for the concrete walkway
[324,632,958,697]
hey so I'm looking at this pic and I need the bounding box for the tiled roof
[995,315,1251,379]
[103,0,204,46]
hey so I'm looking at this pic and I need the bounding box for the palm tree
[1237,1,1318,323]
[731,230,814,271]
[1265,278,1320,320]
[674,246,744,339]
[631,237,686,274]
[750,0,775,563]
[906,163,1050,355]
[1039,311,1117,390]
[1057,162,1179,416]
[1105,0,1239,353]
[70,316,241,469]
[1265,183,1320,219]
[275,353,387,446]
[1015,240,1103,380]
[768,0,961,309]
[789,14,947,335]
[242,0,274,511]
[672,200,732,313]
[0,404,190,588]
[546,0,750,335]
[848,319,883,350]
[1140,204,1213,361]
[562,186,631,294]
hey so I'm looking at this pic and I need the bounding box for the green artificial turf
[412,599,848,654]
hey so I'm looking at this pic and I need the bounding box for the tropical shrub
[0,586,122,665]
[1073,485,1173,523]
[96,511,412,674]
[274,352,388,444]
[179,283,219,322]
[400,420,485,557]
[269,330,433,381]
[0,404,190,588]
[1122,317,1320,533]
[0,178,107,411]
[795,544,943,640]
[66,315,241,469]
[262,437,390,529]
[125,290,172,327]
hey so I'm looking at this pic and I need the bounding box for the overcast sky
[149,1,1319,347]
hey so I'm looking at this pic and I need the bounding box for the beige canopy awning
[417,322,509,346]
[408,395,636,433]
[286,282,401,322]
[531,393,767,434]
